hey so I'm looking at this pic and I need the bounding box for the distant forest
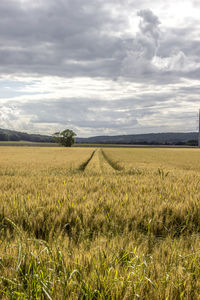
[76,132,198,146]
[0,128,54,143]
[0,128,198,146]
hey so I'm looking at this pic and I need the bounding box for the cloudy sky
[0,0,200,137]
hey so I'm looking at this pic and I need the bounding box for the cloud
[121,7,200,82]
[0,78,199,137]
[153,51,200,72]
[121,9,161,79]
[0,0,126,78]
[0,0,200,136]
[0,1,199,83]
[137,9,160,43]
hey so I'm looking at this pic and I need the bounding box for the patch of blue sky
[0,80,49,99]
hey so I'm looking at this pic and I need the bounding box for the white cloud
[0,0,200,136]
[153,51,200,72]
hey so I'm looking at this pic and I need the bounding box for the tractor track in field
[78,150,96,171]
[77,148,122,173]
[101,149,123,171]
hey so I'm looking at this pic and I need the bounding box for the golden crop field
[0,146,200,299]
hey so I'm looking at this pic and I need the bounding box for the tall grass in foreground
[0,147,200,299]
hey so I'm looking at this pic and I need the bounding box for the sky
[0,0,200,137]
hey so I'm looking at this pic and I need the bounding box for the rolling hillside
[0,128,54,143]
[76,132,198,145]
[0,128,198,145]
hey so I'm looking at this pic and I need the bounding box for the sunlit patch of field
[0,147,95,176]
[0,146,200,299]
[105,147,200,172]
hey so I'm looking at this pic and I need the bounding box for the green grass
[0,141,57,147]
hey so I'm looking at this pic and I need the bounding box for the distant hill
[76,132,198,146]
[0,128,198,146]
[0,128,54,143]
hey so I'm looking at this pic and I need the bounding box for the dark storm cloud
[0,0,125,78]
[0,0,200,136]
[0,0,199,82]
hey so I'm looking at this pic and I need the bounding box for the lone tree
[53,129,76,147]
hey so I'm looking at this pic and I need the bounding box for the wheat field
[0,146,200,299]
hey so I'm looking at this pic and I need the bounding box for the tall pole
[199,109,200,148]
